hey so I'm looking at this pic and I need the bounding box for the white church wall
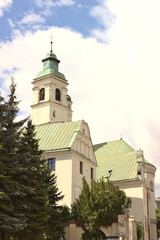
[32,103,50,125]
[43,151,73,207]
[117,182,145,224]
[71,121,97,167]
[145,165,156,220]
[72,152,96,204]
[32,73,72,125]
[145,164,157,240]
[43,149,96,207]
[49,101,69,123]
[117,181,152,240]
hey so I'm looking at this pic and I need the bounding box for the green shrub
[136,222,144,240]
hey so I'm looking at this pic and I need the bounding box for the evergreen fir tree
[0,79,68,239]
[45,171,65,240]
[16,120,48,240]
[17,120,65,240]
[0,78,27,240]
[0,90,12,240]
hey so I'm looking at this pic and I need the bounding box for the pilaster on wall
[129,215,137,240]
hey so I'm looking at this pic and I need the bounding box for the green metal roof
[35,121,82,152]
[94,139,139,182]
[35,69,66,80]
[45,53,57,59]
[93,138,134,154]
[35,51,66,80]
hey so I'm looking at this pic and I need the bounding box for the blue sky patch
[0,0,101,42]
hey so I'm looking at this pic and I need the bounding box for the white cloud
[90,0,115,29]
[34,0,43,8]
[32,0,75,18]
[1,0,160,196]
[19,12,45,25]
[54,0,75,7]
[34,0,75,8]
[0,0,12,17]
[8,18,15,27]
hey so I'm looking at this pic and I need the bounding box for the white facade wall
[43,151,73,206]
[118,181,150,240]
[119,183,145,223]
[43,149,96,207]
[72,153,96,203]
[116,166,157,240]
[145,164,157,240]
[32,75,72,126]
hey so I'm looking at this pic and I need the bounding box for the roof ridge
[35,120,82,128]
[94,138,135,154]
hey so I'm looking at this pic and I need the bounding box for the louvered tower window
[39,88,45,101]
[55,88,61,101]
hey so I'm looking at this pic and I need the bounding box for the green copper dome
[45,52,57,59]
[35,50,66,81]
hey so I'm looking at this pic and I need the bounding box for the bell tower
[31,41,72,126]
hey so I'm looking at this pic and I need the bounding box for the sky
[0,0,160,196]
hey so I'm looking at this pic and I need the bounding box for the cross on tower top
[50,35,53,55]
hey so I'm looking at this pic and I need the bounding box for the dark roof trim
[44,147,71,152]
[112,178,138,183]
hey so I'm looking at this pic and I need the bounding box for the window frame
[39,88,45,101]
[55,88,61,101]
[80,161,83,175]
[48,158,56,171]
[91,167,94,180]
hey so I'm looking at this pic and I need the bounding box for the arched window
[55,88,61,101]
[39,88,45,101]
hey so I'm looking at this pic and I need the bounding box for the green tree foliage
[15,120,49,240]
[136,222,144,240]
[0,78,27,240]
[16,120,66,240]
[0,79,66,240]
[72,177,131,239]
[0,90,12,240]
[45,172,65,240]
[156,208,160,238]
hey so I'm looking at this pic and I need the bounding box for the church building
[94,139,157,240]
[31,42,97,207]
[31,42,157,239]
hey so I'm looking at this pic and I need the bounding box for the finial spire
[50,35,53,55]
